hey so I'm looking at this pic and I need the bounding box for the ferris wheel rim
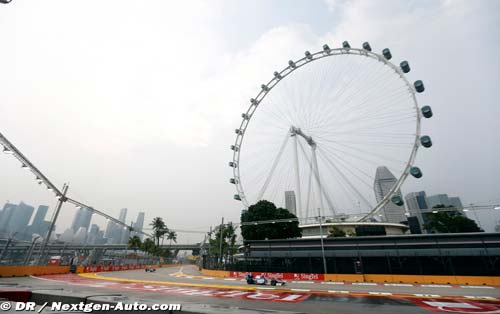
[231,46,422,221]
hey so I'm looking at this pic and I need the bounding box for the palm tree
[128,236,142,264]
[142,238,155,264]
[150,217,167,246]
[167,231,177,246]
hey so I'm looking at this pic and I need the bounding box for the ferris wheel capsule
[410,166,423,178]
[391,195,404,206]
[288,60,297,68]
[229,161,237,168]
[342,41,350,49]
[274,71,282,79]
[421,106,433,118]
[261,84,269,92]
[362,42,372,51]
[234,194,241,201]
[305,51,313,59]
[322,44,331,53]
[414,80,425,93]
[420,135,432,148]
[382,48,392,60]
[400,61,410,73]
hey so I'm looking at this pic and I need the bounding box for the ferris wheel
[229,41,433,222]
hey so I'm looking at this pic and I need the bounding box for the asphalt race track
[1,265,499,314]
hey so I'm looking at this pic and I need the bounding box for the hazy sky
[1,0,499,241]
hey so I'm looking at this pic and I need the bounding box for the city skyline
[0,1,499,243]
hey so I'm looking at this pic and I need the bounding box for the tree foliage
[424,205,482,233]
[150,217,167,246]
[240,200,302,240]
[209,223,237,259]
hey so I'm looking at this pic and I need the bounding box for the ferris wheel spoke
[317,149,373,211]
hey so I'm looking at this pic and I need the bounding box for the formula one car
[145,267,156,272]
[246,274,286,286]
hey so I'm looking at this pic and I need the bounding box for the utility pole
[318,208,328,274]
[219,217,224,265]
[37,183,69,265]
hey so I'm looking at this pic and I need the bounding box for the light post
[468,203,483,230]
[24,236,41,265]
[317,208,328,275]
[0,232,18,263]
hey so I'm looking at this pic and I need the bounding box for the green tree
[141,237,156,262]
[240,200,302,240]
[167,231,177,246]
[128,235,142,255]
[328,225,346,237]
[150,217,167,246]
[209,223,237,262]
[424,205,482,233]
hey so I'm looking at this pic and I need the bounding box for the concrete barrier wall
[202,268,500,285]
[0,266,70,277]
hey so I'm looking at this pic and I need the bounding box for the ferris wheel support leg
[293,135,302,218]
[311,146,325,214]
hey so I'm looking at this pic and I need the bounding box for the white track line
[460,286,494,289]
[224,278,237,281]
[368,292,393,296]
[421,284,452,288]
[321,282,345,285]
[256,287,276,290]
[201,277,214,280]
[384,283,413,287]
[328,290,349,294]
[291,288,310,292]
[291,281,314,284]
[352,283,378,286]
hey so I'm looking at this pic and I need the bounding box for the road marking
[368,292,393,296]
[202,277,214,280]
[224,278,237,281]
[384,283,413,287]
[291,281,314,284]
[321,282,345,285]
[328,290,349,294]
[460,286,495,289]
[464,296,497,300]
[353,282,378,286]
[186,276,193,279]
[256,287,276,290]
[291,288,310,292]
[413,294,441,297]
[421,284,452,288]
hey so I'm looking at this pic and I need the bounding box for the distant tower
[405,191,428,232]
[132,212,145,240]
[373,166,406,223]
[70,207,93,233]
[285,191,297,216]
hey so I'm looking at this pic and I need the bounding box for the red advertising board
[82,264,149,273]
[229,271,324,281]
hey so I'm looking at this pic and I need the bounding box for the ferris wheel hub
[290,126,316,148]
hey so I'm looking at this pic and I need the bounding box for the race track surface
[1,265,499,314]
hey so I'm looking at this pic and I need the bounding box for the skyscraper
[449,197,463,209]
[373,166,406,224]
[132,212,145,240]
[405,191,428,233]
[70,207,93,233]
[426,194,451,208]
[8,202,34,239]
[0,203,16,234]
[284,191,297,216]
[30,205,49,235]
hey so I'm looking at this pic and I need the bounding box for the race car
[145,267,156,272]
[246,274,286,286]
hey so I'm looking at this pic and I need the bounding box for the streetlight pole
[469,203,483,230]
[37,183,69,265]
[219,217,224,266]
[317,208,328,275]
[24,236,41,265]
[0,232,18,262]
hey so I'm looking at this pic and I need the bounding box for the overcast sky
[1,0,499,241]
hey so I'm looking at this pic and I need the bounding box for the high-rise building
[0,203,16,234]
[70,207,93,233]
[449,197,463,209]
[132,212,145,240]
[373,166,406,224]
[30,205,49,235]
[8,202,34,239]
[426,194,451,209]
[405,191,428,233]
[284,191,297,216]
